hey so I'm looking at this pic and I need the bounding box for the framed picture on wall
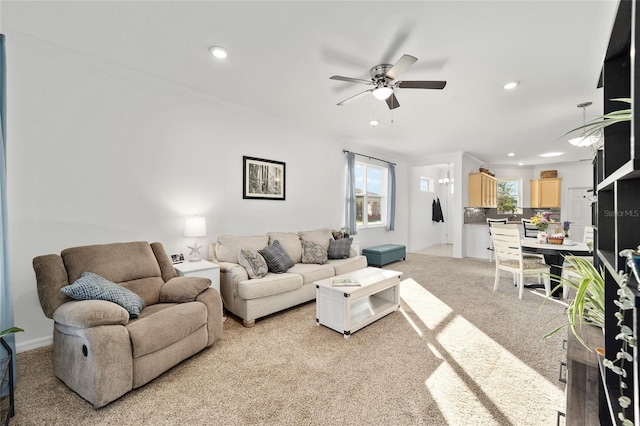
[243,156,286,200]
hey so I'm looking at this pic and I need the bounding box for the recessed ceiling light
[503,81,519,90]
[209,46,227,59]
[508,152,515,157]
[539,152,564,158]
[518,162,524,166]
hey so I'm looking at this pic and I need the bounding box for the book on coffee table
[330,278,361,287]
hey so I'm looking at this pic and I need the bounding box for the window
[355,161,387,226]
[497,179,523,214]
[420,176,434,192]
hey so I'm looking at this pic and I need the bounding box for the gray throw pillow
[301,240,328,265]
[328,237,353,259]
[238,248,269,278]
[61,272,146,317]
[259,240,295,273]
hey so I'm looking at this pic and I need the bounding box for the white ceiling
[2,1,621,166]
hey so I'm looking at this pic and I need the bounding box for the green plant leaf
[0,327,23,337]
[619,396,632,409]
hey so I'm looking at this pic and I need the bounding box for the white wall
[6,31,410,351]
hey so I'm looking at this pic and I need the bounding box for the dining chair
[521,218,539,238]
[490,224,551,299]
[520,218,546,263]
[486,218,508,262]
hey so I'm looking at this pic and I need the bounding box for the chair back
[583,225,594,244]
[521,218,538,238]
[490,224,523,263]
[487,218,508,235]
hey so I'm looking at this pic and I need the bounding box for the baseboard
[16,336,53,353]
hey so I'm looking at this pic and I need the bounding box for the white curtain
[386,163,396,231]
[0,33,17,385]
[345,152,357,235]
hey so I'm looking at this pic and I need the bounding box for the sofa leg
[242,319,255,327]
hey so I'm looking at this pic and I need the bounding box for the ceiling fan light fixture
[372,86,393,101]
[569,135,599,147]
[209,46,228,59]
[568,102,601,147]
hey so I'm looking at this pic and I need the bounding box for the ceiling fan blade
[396,80,447,90]
[380,25,413,64]
[337,89,373,106]
[385,54,418,80]
[330,75,373,85]
[385,93,400,110]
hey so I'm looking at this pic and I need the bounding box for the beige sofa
[33,241,223,408]
[209,228,367,326]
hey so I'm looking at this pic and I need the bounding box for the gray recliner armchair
[32,241,223,408]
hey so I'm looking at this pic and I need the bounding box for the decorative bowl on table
[547,233,565,245]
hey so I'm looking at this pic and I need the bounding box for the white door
[566,187,592,242]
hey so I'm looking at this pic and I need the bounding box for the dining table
[520,238,593,298]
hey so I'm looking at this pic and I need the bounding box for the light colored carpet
[11,253,567,425]
[414,244,453,258]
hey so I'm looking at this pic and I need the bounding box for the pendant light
[568,102,600,147]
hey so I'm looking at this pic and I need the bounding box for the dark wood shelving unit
[593,1,640,424]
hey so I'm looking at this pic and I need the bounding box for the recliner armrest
[53,300,129,328]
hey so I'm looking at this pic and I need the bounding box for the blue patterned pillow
[61,272,146,317]
[301,240,328,264]
[259,240,295,273]
[328,237,353,259]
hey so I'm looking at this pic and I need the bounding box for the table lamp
[185,216,206,262]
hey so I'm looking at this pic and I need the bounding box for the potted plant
[543,255,604,348]
[530,211,555,244]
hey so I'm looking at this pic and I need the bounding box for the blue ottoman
[362,244,406,267]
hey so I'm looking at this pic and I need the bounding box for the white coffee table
[315,267,402,338]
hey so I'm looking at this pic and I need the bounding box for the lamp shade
[372,86,393,100]
[184,216,206,237]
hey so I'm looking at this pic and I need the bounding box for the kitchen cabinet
[530,178,561,208]
[468,172,497,207]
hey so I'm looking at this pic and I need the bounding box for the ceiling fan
[330,54,446,110]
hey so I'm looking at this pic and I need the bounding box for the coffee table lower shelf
[315,268,401,338]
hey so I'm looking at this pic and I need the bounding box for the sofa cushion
[160,277,211,303]
[238,248,268,279]
[259,240,295,273]
[237,273,303,300]
[61,272,146,317]
[288,263,335,284]
[216,235,269,263]
[301,240,328,265]
[126,302,207,358]
[328,237,353,259]
[328,255,368,276]
[267,232,302,263]
[298,228,334,251]
[119,276,165,307]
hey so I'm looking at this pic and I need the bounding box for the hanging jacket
[432,198,444,222]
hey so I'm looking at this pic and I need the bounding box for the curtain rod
[342,149,396,166]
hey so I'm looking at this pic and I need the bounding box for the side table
[173,260,220,293]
